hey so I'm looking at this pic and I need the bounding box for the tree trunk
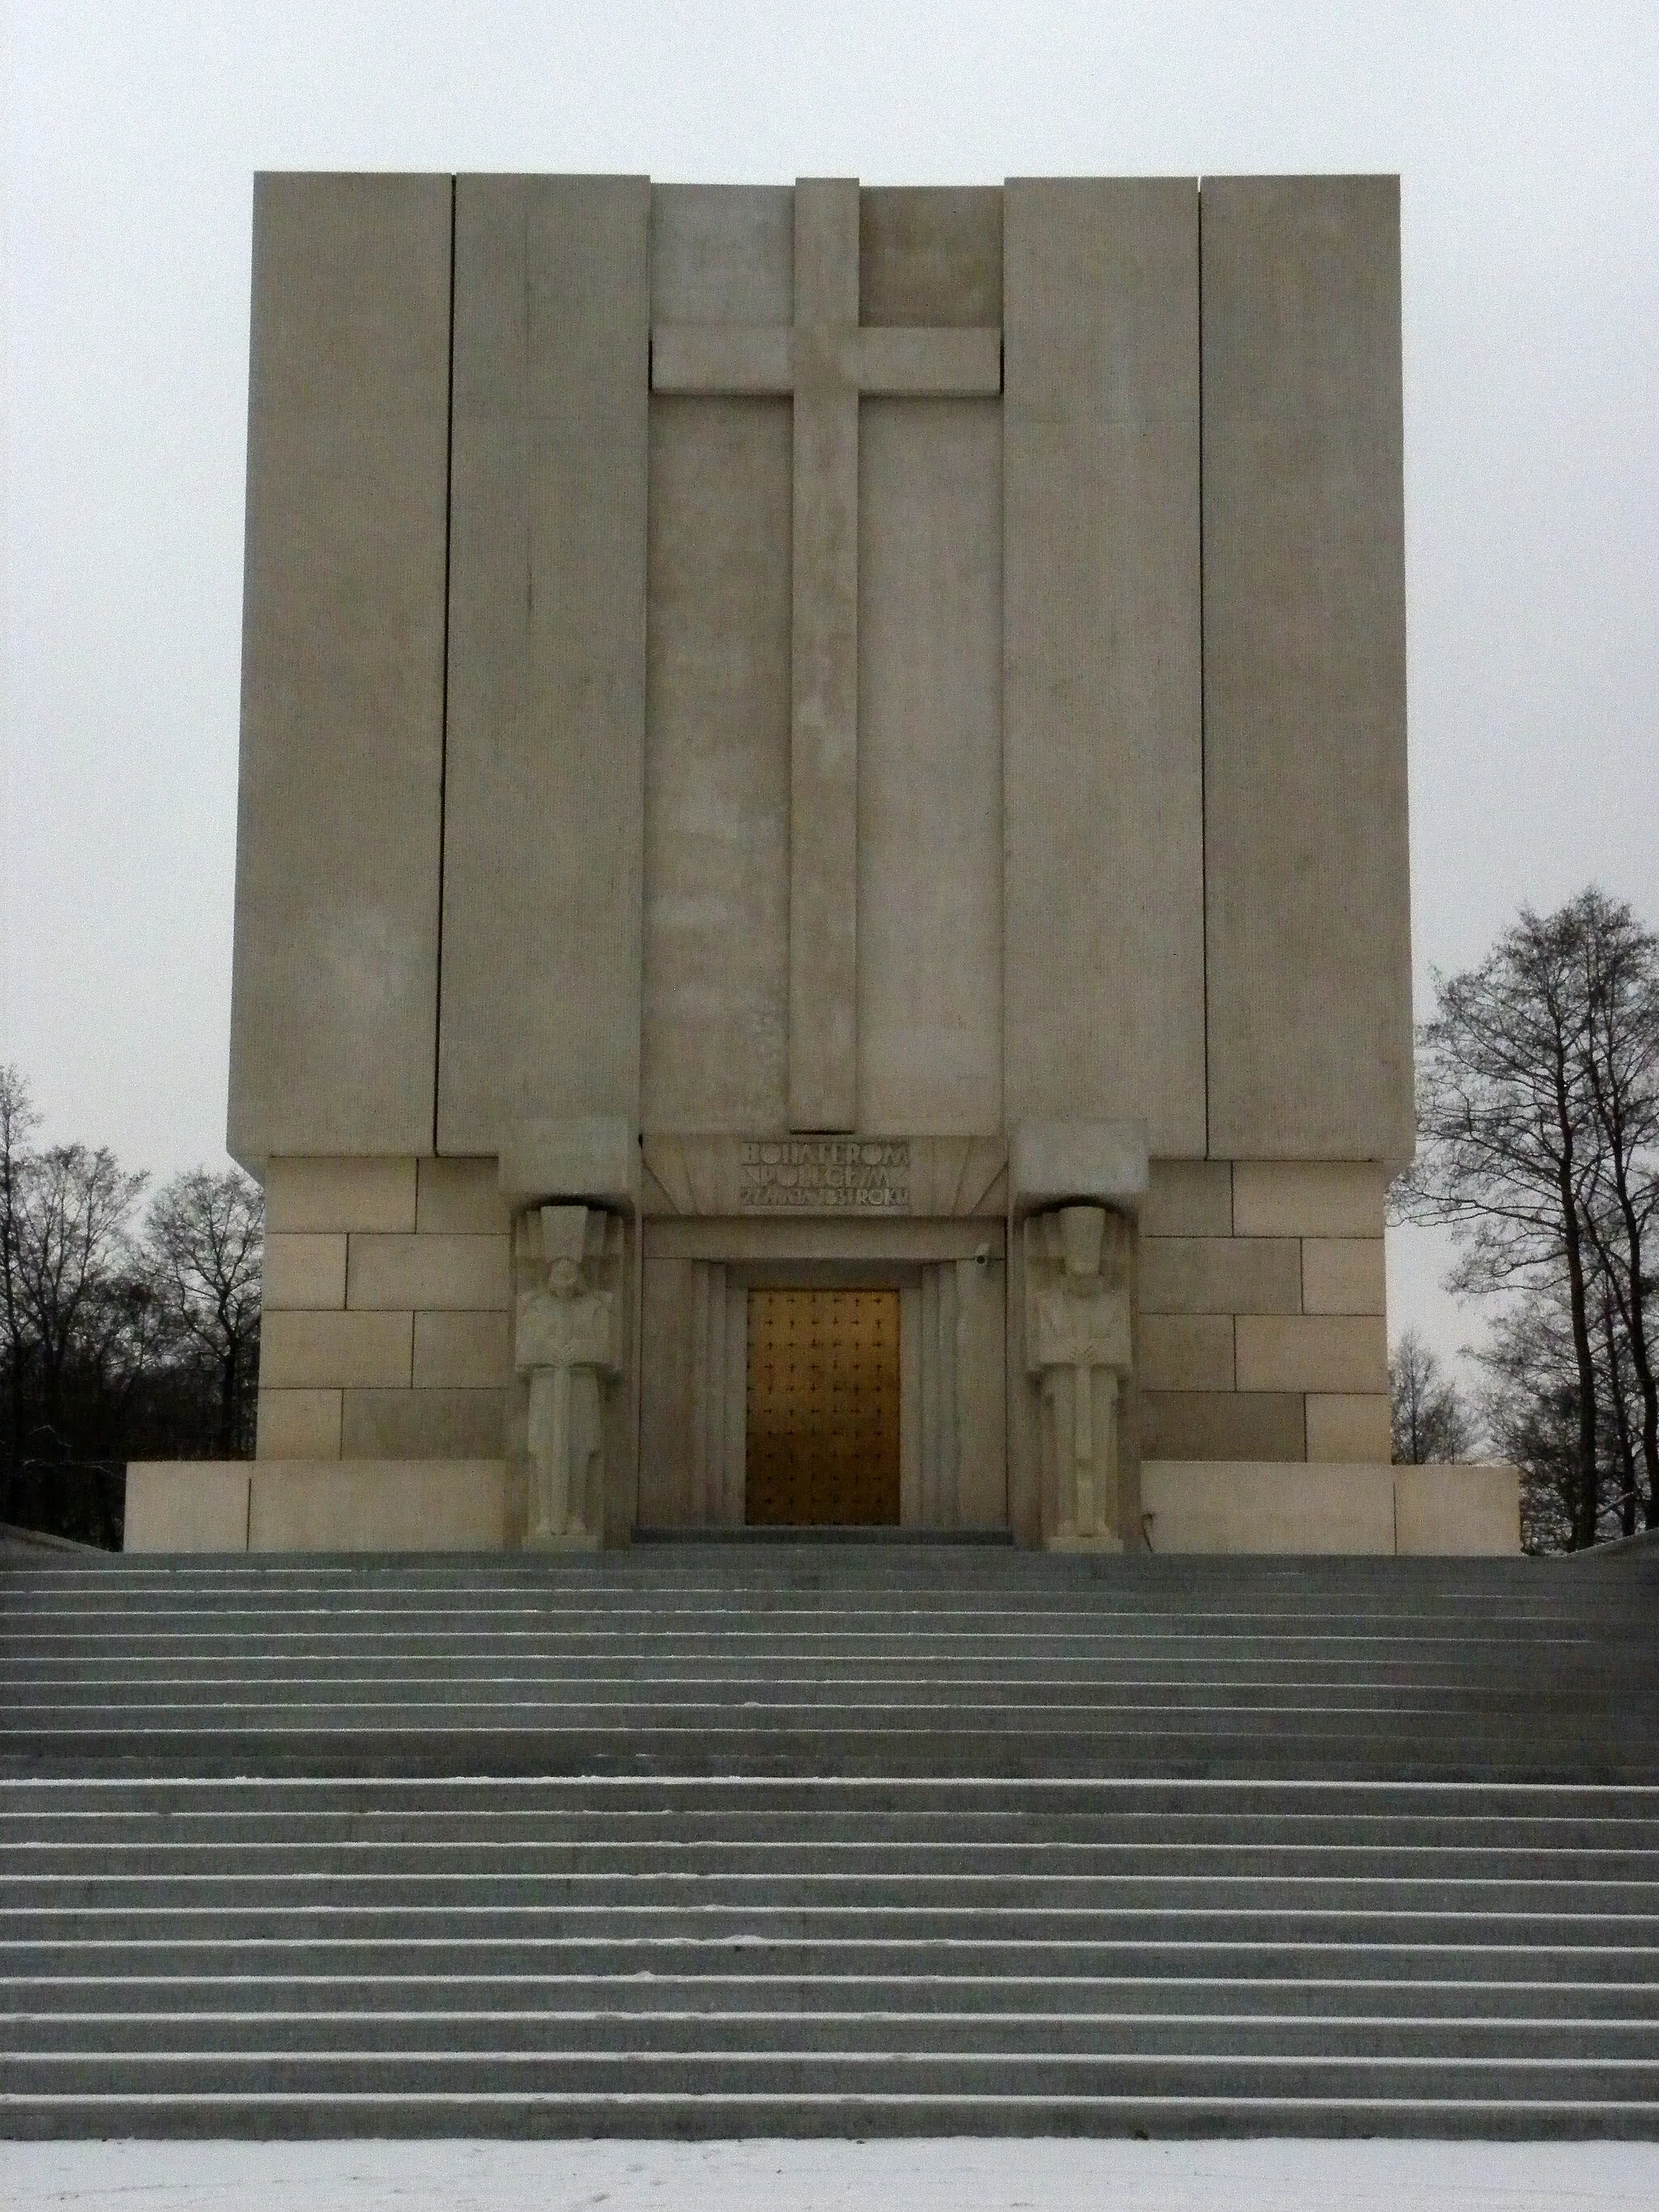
[1614,1189,1659,1531]
[1550,1024,1601,1549]
[1602,1297,1640,1537]
[217,1338,238,1458]
[1562,1212,1600,1546]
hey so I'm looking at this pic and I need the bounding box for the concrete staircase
[2,1543,1657,2136]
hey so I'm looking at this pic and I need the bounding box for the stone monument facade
[122,172,1521,1555]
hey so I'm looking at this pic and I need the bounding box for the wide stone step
[10,2008,1656,2059]
[15,1813,1652,1848]
[5,1689,1597,1729]
[6,1771,1648,1802]
[6,1775,1652,1805]
[6,2088,1657,2141]
[0,1549,1604,1577]
[5,1603,1640,1632]
[9,1936,1655,1980]
[9,1724,1646,1784]
[5,1549,1656,2139]
[6,1614,1639,1643]
[9,1580,1623,1602]
[6,1660,1636,1693]
[15,1971,1657,2021]
[4,1648,1597,1680]
[7,1634,1627,1665]
[12,1891,1657,1943]
[2,2083,1654,2145]
[5,1609,1634,1639]
[8,2049,1659,2106]
[18,1841,1657,1877]
[13,1872,1658,1914]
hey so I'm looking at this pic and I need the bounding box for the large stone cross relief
[652,179,1003,1133]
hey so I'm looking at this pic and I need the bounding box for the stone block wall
[250,1153,1395,1505]
[256,1157,513,1463]
[1137,1159,1389,1464]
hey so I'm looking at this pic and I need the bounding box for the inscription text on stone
[740,1140,911,1211]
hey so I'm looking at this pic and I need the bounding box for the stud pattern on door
[745,1289,901,1525]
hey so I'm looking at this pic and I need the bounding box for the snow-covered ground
[7,2139,1658,2210]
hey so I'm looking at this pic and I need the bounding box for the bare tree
[1398,891,1659,1547]
[1390,1328,1476,1464]
[0,1064,42,1461]
[137,1167,263,1456]
[1473,1282,1640,1551]
[1573,893,1659,1528]
[6,1140,149,1444]
[1478,1294,1584,1554]
[1598,1281,1644,1538]
[0,1070,267,1543]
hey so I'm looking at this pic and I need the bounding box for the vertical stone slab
[858,396,1003,1135]
[859,188,1003,327]
[955,1254,1009,1528]
[642,398,792,1131]
[650,184,795,325]
[1003,179,1205,1156]
[643,186,794,1137]
[637,1250,691,1527]
[229,175,451,1163]
[439,176,650,1151]
[789,179,862,1132]
[1202,176,1412,1162]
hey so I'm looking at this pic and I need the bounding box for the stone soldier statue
[514,1205,620,1546]
[1027,1204,1133,1547]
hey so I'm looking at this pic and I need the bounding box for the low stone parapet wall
[125,1460,510,1554]
[126,1458,1519,1557]
[1141,1460,1520,1555]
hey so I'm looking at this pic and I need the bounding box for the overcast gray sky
[3,1,1657,1375]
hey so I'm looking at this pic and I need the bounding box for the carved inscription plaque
[739,1139,911,1212]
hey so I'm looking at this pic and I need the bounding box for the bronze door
[745,1289,901,1525]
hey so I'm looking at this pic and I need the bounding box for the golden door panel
[745,1289,901,1525]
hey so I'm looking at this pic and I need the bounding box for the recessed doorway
[745,1289,901,1524]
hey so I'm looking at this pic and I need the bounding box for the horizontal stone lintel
[642,1133,1007,1220]
[645,1217,1003,1265]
